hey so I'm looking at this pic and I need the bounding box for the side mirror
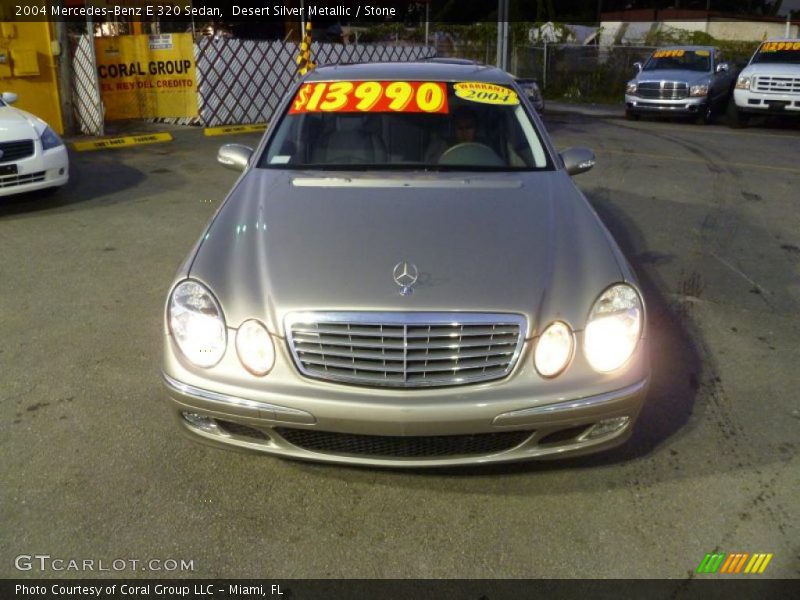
[560,147,595,176]
[715,62,729,74]
[217,144,253,171]
[1,91,18,104]
[633,62,643,73]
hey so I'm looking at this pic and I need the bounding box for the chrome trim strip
[162,372,314,421]
[284,311,528,388]
[291,177,523,189]
[498,379,648,418]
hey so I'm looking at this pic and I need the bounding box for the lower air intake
[274,427,533,458]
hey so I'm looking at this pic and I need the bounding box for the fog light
[182,412,221,434]
[579,416,630,440]
[59,168,65,175]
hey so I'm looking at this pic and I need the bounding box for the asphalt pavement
[1,113,798,580]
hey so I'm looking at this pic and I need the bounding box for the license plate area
[766,100,789,110]
[0,164,18,176]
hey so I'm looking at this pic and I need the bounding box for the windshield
[260,80,550,171]
[643,49,711,72]
[752,41,800,64]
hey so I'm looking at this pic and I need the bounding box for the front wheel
[625,108,640,121]
[726,100,749,128]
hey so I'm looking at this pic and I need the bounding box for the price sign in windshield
[652,49,686,58]
[760,41,800,52]
[289,81,449,114]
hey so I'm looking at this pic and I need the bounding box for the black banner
[2,579,799,600]
[3,0,799,23]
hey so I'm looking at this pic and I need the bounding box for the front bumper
[625,94,707,115]
[163,333,649,467]
[733,89,800,114]
[0,143,68,197]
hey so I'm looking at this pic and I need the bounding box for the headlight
[236,319,275,376]
[626,81,638,94]
[690,84,709,97]
[40,126,64,150]
[534,321,574,378]
[168,280,227,368]
[584,284,643,373]
[735,76,752,90]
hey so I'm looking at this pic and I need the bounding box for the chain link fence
[433,39,499,66]
[436,40,657,103]
[532,44,656,101]
[197,39,436,127]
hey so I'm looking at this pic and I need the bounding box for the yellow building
[0,20,65,133]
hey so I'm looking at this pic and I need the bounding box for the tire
[625,109,640,121]
[726,100,748,128]
[695,105,712,125]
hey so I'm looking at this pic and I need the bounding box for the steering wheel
[438,143,505,167]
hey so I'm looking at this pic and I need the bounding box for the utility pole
[52,1,76,134]
[496,0,509,71]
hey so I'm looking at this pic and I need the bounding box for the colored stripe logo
[697,552,773,574]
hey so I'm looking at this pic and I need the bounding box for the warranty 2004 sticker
[454,82,519,106]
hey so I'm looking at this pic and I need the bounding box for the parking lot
[2,113,798,579]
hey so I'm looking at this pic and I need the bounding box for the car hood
[0,106,41,139]
[188,170,625,338]
[637,69,710,85]
[741,63,800,77]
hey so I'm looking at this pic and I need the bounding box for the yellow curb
[72,132,173,151]
[204,123,267,136]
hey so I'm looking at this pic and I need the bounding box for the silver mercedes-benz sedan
[162,60,649,467]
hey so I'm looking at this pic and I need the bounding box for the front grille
[286,312,526,388]
[275,427,533,458]
[0,140,35,163]
[0,171,45,188]
[636,81,688,99]
[755,75,800,94]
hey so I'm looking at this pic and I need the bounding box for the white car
[0,92,69,197]
[728,39,800,127]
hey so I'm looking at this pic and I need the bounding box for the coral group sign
[95,33,198,119]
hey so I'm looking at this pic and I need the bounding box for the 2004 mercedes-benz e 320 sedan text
[162,61,650,467]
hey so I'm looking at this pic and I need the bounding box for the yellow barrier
[204,124,268,136]
[72,133,173,151]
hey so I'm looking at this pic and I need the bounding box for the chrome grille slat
[405,348,515,361]
[292,325,406,337]
[297,347,406,361]
[300,356,407,373]
[293,334,405,349]
[405,326,520,337]
[405,357,512,373]
[406,336,516,349]
[635,81,688,100]
[755,75,800,93]
[291,324,520,338]
[286,312,526,388]
[293,333,517,350]
[406,335,517,350]
[296,346,515,362]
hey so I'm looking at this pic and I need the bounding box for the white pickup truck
[728,39,800,127]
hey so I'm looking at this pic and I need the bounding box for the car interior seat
[311,116,387,164]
